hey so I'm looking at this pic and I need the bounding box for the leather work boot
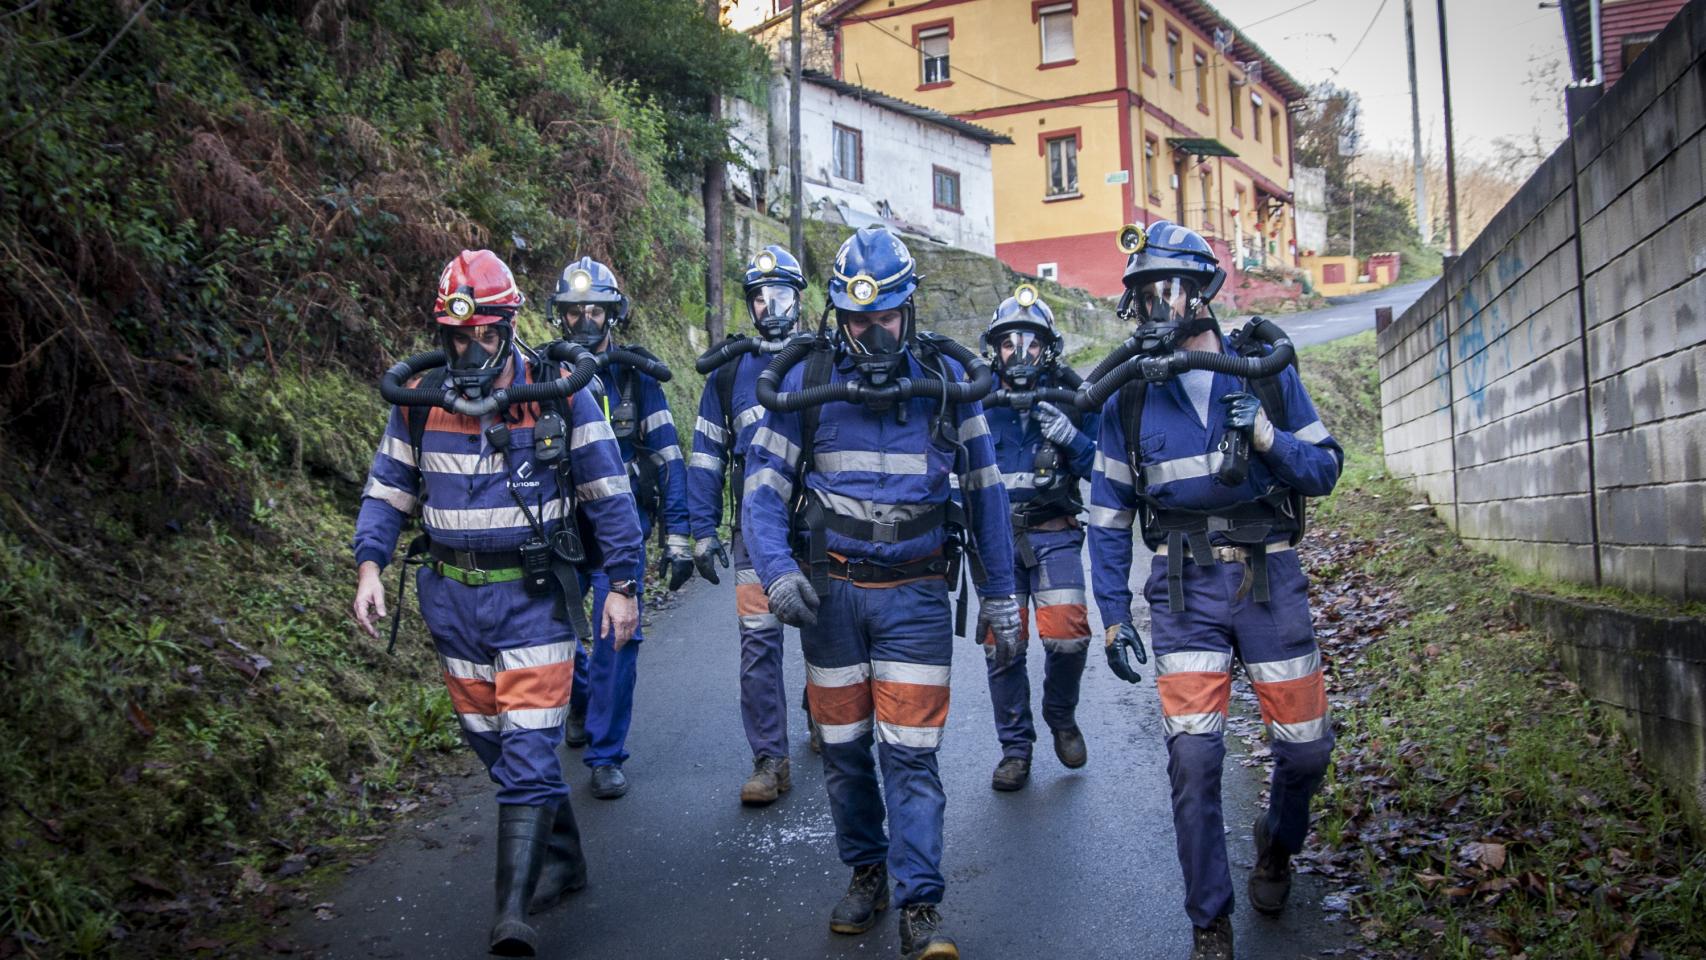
[828,863,889,934]
[897,903,959,960]
[1188,915,1234,960]
[528,797,588,914]
[740,755,792,806]
[1051,725,1088,768]
[990,756,1031,792]
[589,764,628,799]
[489,805,552,956]
[563,711,589,749]
[1248,814,1294,915]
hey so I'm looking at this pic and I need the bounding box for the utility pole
[703,0,726,341]
[1436,0,1461,255]
[789,0,804,260]
[1403,0,1429,244]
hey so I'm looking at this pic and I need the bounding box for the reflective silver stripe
[459,713,503,734]
[1002,471,1037,490]
[961,464,1001,490]
[1040,637,1090,653]
[1162,711,1226,736]
[575,474,632,501]
[570,418,616,448]
[808,662,872,687]
[875,720,944,748]
[1148,451,1225,484]
[424,500,567,531]
[364,477,419,514]
[1292,420,1331,445]
[689,451,724,471]
[380,434,416,467]
[752,426,801,464]
[1088,504,1134,528]
[816,450,928,474]
[871,660,950,686]
[744,467,793,501]
[1158,651,1235,675]
[440,655,495,682]
[819,718,873,744]
[810,489,936,523]
[641,410,674,434]
[503,705,571,731]
[740,613,782,631]
[958,414,990,442]
[667,533,692,551]
[1245,651,1321,685]
[419,451,505,476]
[496,642,574,672]
[652,444,684,464]
[1094,450,1133,486]
[695,416,727,445]
[735,405,765,432]
[1269,715,1331,743]
[735,567,762,585]
[1033,588,1085,608]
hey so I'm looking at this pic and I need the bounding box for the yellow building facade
[804,0,1307,296]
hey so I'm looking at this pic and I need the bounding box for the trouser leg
[982,593,1035,760]
[803,578,887,869]
[869,577,953,908]
[733,533,789,758]
[578,569,643,769]
[1032,528,1091,733]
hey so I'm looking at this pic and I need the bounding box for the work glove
[1221,392,1275,453]
[765,570,820,627]
[1104,622,1148,684]
[660,533,695,591]
[1033,402,1083,449]
[978,595,1025,669]
[693,535,730,585]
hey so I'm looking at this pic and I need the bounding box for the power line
[1332,0,1391,75]
[1242,0,1324,30]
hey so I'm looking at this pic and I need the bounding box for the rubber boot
[829,863,889,934]
[1248,814,1293,915]
[529,797,588,914]
[897,903,959,960]
[1188,915,1234,960]
[490,805,552,957]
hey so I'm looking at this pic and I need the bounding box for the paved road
[294,542,1349,959]
[1234,278,1437,349]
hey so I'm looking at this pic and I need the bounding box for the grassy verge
[1294,333,1706,958]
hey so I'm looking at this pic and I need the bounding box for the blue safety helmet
[1119,220,1226,307]
[829,226,918,313]
[984,285,1060,389]
[550,256,628,347]
[743,245,807,340]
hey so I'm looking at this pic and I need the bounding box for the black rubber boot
[1248,814,1293,915]
[1051,726,1088,769]
[528,797,588,914]
[490,805,552,957]
[563,711,589,749]
[828,863,889,934]
[990,756,1031,792]
[1188,915,1234,960]
[897,903,959,960]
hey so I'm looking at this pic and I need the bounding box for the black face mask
[853,322,901,356]
[566,316,607,349]
[449,340,504,399]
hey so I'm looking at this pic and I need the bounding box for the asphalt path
[294,539,1350,959]
[1234,278,1437,349]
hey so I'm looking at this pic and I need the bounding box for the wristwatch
[608,579,639,598]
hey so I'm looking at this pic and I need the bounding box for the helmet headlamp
[1014,284,1040,308]
[1118,223,1149,255]
[445,291,476,321]
[755,250,778,274]
[570,269,593,293]
[847,275,879,306]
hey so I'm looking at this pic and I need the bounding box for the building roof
[798,69,1015,144]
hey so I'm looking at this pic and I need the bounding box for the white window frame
[1037,263,1060,281]
[1251,92,1263,141]
[1038,3,1075,65]
[832,124,862,183]
[1045,135,1079,197]
[919,27,951,85]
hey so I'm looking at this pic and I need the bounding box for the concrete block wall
[1378,2,1706,603]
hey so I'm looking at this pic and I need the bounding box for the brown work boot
[1248,815,1293,915]
[1188,915,1234,960]
[990,756,1031,792]
[739,755,792,806]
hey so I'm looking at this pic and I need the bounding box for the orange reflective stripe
[425,405,536,434]
[1034,603,1089,641]
[1156,670,1231,718]
[443,673,498,716]
[495,660,574,712]
[872,679,950,729]
[735,582,770,616]
[1251,670,1328,726]
[808,681,874,726]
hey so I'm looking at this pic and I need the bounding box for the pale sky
[1212,0,1571,163]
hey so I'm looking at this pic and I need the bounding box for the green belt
[432,560,525,587]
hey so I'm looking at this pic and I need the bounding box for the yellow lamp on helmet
[755,250,777,274]
[1014,284,1040,308]
[848,274,879,306]
[570,269,593,293]
[1117,223,1148,255]
[445,292,476,321]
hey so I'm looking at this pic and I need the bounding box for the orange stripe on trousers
[443,673,498,716]
[496,661,574,712]
[1155,671,1232,718]
[1251,671,1328,726]
[808,681,874,726]
[735,582,771,616]
[872,680,950,729]
[1035,603,1089,641]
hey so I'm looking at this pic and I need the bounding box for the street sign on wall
[1105,170,1130,185]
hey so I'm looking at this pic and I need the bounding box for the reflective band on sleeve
[689,451,724,471]
[496,642,575,671]
[1093,450,1133,486]
[380,434,417,467]
[1001,471,1037,490]
[575,474,633,501]
[744,467,793,501]
[641,410,674,434]
[1088,504,1134,528]
[958,414,990,442]
[652,445,684,464]
[1292,420,1331,445]
[1161,712,1226,736]
[816,450,928,475]
[752,427,801,465]
[1244,650,1321,684]
[364,477,419,514]
[735,405,766,431]
[961,464,1001,490]
[1147,451,1226,484]
[570,419,617,448]
[695,417,727,444]
[1268,715,1331,743]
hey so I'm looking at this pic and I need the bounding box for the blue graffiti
[1453,252,1527,422]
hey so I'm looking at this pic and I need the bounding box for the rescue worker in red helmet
[352,249,645,957]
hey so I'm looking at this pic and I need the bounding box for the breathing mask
[838,307,909,385]
[1128,276,1217,354]
[558,303,609,350]
[750,285,800,341]
[440,322,513,399]
[994,331,1046,390]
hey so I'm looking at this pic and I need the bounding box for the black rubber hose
[379,351,454,407]
[756,336,852,412]
[1084,335,1144,384]
[696,336,759,374]
[758,334,996,412]
[922,336,996,405]
[1055,366,1084,390]
[1075,319,1295,411]
[600,347,673,383]
[505,340,598,402]
[985,386,1083,409]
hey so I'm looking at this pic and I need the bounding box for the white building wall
[1294,165,1328,256]
[724,95,770,208]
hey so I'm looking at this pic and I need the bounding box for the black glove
[693,536,730,585]
[661,534,695,591]
[1105,622,1148,684]
[766,571,820,627]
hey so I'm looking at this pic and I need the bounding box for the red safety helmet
[434,249,525,326]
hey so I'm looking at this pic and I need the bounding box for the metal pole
[1436,0,1460,255]
[1403,0,1429,244]
[789,0,804,259]
[1589,0,1604,85]
[1349,177,1357,258]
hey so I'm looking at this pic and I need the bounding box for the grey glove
[977,595,1025,668]
[693,535,730,585]
[765,571,820,627]
[1034,402,1083,449]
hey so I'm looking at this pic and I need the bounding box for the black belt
[820,504,946,544]
[823,554,951,584]
[428,543,525,571]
